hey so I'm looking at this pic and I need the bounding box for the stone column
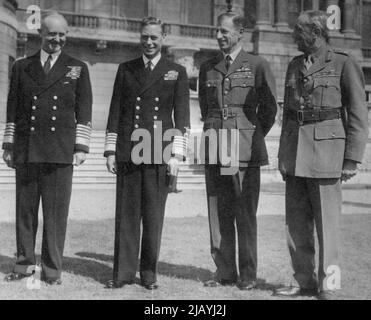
[256,0,272,28]
[327,0,341,34]
[0,0,18,126]
[275,0,290,30]
[343,0,356,35]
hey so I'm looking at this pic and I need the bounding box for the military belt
[207,106,254,120]
[287,108,342,125]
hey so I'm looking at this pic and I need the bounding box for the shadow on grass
[0,255,16,275]
[74,252,284,291]
[343,201,371,208]
[0,254,112,285]
[62,256,113,285]
[75,252,214,282]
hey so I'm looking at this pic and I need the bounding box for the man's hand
[280,172,287,182]
[106,155,117,174]
[74,152,86,167]
[341,159,358,182]
[3,149,15,169]
[168,157,180,176]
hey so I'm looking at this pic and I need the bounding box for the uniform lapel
[42,52,70,88]
[139,56,168,95]
[298,55,307,77]
[24,52,45,86]
[305,56,326,77]
[304,45,331,77]
[127,57,146,86]
[214,56,227,75]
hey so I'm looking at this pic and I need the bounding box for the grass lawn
[0,215,370,300]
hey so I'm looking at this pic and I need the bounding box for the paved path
[0,184,370,222]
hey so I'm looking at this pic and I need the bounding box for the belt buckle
[222,108,228,120]
[297,110,304,125]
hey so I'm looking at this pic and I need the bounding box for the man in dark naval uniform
[199,12,277,290]
[2,12,92,285]
[104,17,190,290]
[276,11,368,300]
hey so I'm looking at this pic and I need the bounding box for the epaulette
[293,54,305,60]
[333,49,349,56]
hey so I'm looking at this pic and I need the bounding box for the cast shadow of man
[74,252,214,284]
[74,252,283,291]
[0,253,283,291]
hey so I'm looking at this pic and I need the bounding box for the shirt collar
[40,49,61,63]
[143,53,162,68]
[224,46,242,62]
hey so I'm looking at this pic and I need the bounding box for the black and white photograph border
[0,0,370,301]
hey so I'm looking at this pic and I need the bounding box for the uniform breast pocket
[312,76,341,108]
[205,79,221,104]
[313,121,346,174]
[230,77,255,104]
[230,77,255,89]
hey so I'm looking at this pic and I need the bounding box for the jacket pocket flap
[231,77,254,88]
[314,124,346,140]
[313,76,340,90]
[235,116,256,130]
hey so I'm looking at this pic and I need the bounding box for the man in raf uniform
[104,17,190,290]
[276,11,368,300]
[2,12,92,285]
[199,12,277,290]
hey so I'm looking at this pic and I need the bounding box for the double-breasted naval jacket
[104,56,190,164]
[2,51,93,164]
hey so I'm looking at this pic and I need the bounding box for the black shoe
[203,279,236,288]
[44,278,62,286]
[4,272,31,282]
[142,282,159,291]
[273,286,318,297]
[237,279,257,291]
[318,290,338,300]
[105,279,134,289]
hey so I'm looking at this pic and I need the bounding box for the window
[42,0,75,11]
[155,0,181,23]
[362,1,371,47]
[117,0,148,18]
[188,0,213,25]
[244,0,257,28]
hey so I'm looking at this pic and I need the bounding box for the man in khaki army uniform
[276,11,368,299]
[199,12,277,290]
[2,12,92,285]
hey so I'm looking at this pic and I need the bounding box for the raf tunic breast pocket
[205,79,221,106]
[312,74,341,108]
[228,73,255,104]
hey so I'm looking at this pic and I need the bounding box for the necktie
[225,55,232,71]
[304,55,313,70]
[145,60,152,77]
[43,54,53,74]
